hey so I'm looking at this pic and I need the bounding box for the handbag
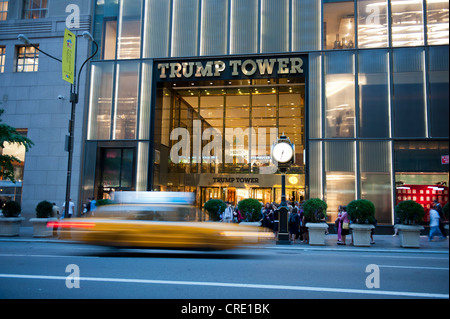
[343,222,349,230]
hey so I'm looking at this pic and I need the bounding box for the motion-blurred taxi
[48,192,273,250]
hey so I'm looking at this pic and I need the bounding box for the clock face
[272,142,293,163]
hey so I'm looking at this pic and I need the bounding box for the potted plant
[30,200,57,237]
[394,200,425,248]
[0,200,25,236]
[238,198,262,226]
[303,198,328,246]
[204,199,226,221]
[347,199,376,247]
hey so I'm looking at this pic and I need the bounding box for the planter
[350,224,375,247]
[0,217,25,237]
[305,223,329,246]
[30,218,57,237]
[395,224,424,248]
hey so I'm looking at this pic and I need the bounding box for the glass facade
[84,0,449,225]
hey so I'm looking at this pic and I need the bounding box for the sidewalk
[1,227,448,254]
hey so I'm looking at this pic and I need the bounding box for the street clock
[272,134,295,171]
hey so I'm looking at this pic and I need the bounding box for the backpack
[289,212,297,224]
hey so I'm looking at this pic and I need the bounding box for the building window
[391,0,424,47]
[0,0,8,20]
[427,0,449,45]
[323,0,355,50]
[0,46,5,73]
[22,0,48,19]
[16,45,39,72]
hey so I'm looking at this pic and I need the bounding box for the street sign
[62,29,76,84]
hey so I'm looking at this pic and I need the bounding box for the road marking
[379,265,449,271]
[0,273,447,299]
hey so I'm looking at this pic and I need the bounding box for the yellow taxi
[48,192,273,250]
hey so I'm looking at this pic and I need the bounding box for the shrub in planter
[96,199,116,206]
[347,199,375,224]
[303,198,327,223]
[238,198,262,222]
[35,200,53,218]
[204,199,226,221]
[2,200,21,217]
[394,200,425,225]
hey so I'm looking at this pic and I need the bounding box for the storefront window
[358,49,390,138]
[391,0,424,47]
[394,141,449,221]
[323,0,355,50]
[154,75,306,205]
[392,48,426,137]
[426,0,449,45]
[88,62,114,140]
[357,0,388,48]
[324,51,355,138]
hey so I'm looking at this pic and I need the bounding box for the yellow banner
[62,29,76,84]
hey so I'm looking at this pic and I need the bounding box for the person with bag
[288,207,300,242]
[336,206,349,245]
[335,205,343,243]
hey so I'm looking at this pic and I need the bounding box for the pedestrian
[87,197,97,217]
[273,204,279,237]
[434,200,447,239]
[335,205,343,243]
[288,206,300,242]
[222,202,233,223]
[429,203,445,241]
[51,202,60,219]
[370,218,377,244]
[336,206,350,245]
[61,198,75,219]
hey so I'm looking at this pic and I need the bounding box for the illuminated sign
[157,56,305,80]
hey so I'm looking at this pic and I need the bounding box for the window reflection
[357,0,388,48]
[324,51,355,138]
[117,0,142,59]
[88,63,114,140]
[391,0,424,47]
[113,62,140,140]
[427,0,449,45]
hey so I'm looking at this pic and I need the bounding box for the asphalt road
[0,241,448,304]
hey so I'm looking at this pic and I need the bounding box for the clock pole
[272,133,294,244]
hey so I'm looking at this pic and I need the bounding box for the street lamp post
[18,32,98,218]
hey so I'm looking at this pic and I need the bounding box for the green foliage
[2,200,21,217]
[395,200,425,225]
[204,199,226,221]
[0,109,34,183]
[35,200,53,218]
[347,199,376,224]
[96,199,116,206]
[443,203,449,220]
[238,198,262,222]
[302,198,327,223]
